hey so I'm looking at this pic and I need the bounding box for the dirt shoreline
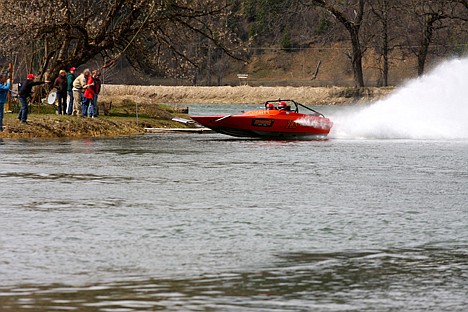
[100,85,395,105]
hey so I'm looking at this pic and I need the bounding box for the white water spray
[295,115,332,130]
[329,57,468,140]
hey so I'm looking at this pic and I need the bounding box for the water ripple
[0,245,466,311]
[0,172,133,183]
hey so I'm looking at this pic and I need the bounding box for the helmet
[27,74,35,79]
[266,103,275,110]
[278,101,287,109]
[70,67,76,71]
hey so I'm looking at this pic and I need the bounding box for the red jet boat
[190,99,333,139]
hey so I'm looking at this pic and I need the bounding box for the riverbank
[1,86,395,138]
[0,115,185,139]
[0,99,188,139]
[100,85,395,105]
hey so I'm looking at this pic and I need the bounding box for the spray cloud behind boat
[329,57,468,140]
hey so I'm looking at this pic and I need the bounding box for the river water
[1,58,468,311]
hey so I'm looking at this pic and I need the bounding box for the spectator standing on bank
[72,68,90,116]
[82,72,95,117]
[66,67,76,115]
[54,70,68,115]
[18,74,48,124]
[92,70,101,117]
[0,74,11,131]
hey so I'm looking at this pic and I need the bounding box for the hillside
[232,46,421,87]
[115,43,434,88]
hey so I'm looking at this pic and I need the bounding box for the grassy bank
[0,101,186,139]
[0,115,171,139]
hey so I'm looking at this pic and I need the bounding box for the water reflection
[1,246,466,311]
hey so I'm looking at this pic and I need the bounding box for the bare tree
[369,0,401,86]
[402,0,468,76]
[0,0,244,83]
[300,0,368,87]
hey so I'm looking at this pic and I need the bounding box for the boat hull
[191,110,332,139]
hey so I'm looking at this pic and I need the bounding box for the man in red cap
[66,67,76,115]
[18,73,48,124]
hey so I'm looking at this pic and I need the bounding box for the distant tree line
[237,0,468,86]
[0,0,466,87]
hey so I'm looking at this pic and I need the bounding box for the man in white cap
[72,68,91,116]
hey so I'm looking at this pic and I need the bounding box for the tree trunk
[350,27,365,87]
[381,0,389,86]
[417,15,435,76]
[382,27,389,86]
[308,0,366,87]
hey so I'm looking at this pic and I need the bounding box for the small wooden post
[311,60,321,80]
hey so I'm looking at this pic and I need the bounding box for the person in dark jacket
[92,70,102,117]
[54,70,68,115]
[66,67,76,115]
[18,74,47,124]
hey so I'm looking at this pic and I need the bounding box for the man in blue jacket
[0,74,11,131]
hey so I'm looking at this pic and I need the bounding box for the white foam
[329,57,468,139]
[295,116,332,130]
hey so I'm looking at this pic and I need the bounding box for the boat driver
[266,103,276,110]
[278,101,290,110]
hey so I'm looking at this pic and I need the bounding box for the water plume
[294,115,333,130]
[329,58,468,139]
